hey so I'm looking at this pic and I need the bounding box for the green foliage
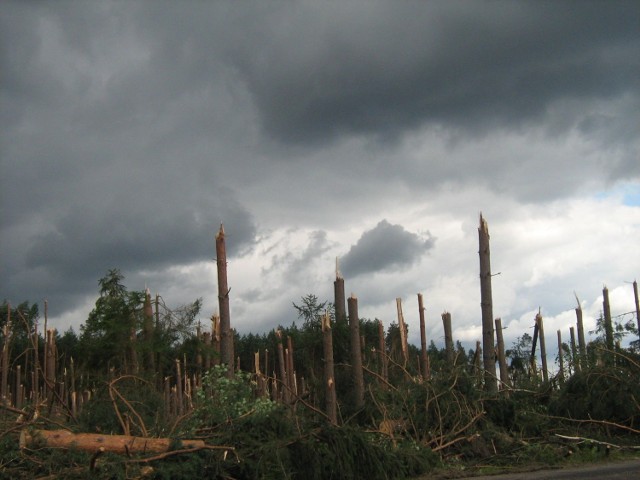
[286,426,437,480]
[549,364,640,426]
[190,365,277,429]
[78,269,144,371]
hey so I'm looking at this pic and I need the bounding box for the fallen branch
[124,444,237,464]
[541,414,640,435]
[554,434,640,450]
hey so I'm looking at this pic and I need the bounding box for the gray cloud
[0,1,638,334]
[341,220,435,278]
[224,2,640,145]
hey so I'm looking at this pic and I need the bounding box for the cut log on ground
[20,429,205,454]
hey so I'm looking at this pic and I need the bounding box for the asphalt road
[455,459,640,479]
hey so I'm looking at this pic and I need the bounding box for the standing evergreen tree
[78,269,143,372]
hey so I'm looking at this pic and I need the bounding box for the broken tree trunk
[276,330,289,404]
[377,319,388,386]
[143,289,155,373]
[570,326,580,373]
[322,312,337,425]
[575,302,587,371]
[441,312,454,365]
[1,307,10,405]
[535,312,548,383]
[20,429,204,454]
[478,214,497,393]
[603,286,614,353]
[557,330,565,384]
[530,320,539,377]
[494,318,510,390]
[348,295,365,410]
[417,294,430,381]
[216,224,234,376]
[334,258,347,323]
[634,280,640,344]
[395,298,409,366]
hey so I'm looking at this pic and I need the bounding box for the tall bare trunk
[569,326,580,373]
[602,286,615,367]
[395,298,409,366]
[216,224,233,376]
[556,330,564,384]
[348,295,365,409]
[535,312,548,383]
[377,319,388,386]
[417,294,429,381]
[276,330,288,404]
[478,214,497,393]
[575,303,587,371]
[441,311,454,365]
[633,280,640,345]
[143,289,155,373]
[322,312,337,425]
[495,318,510,389]
[334,258,347,323]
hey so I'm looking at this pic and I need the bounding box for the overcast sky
[2,1,639,355]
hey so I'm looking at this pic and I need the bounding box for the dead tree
[634,280,640,344]
[143,289,155,373]
[1,305,10,405]
[334,258,347,323]
[478,214,497,393]
[569,326,580,373]
[216,224,234,375]
[395,298,409,366]
[441,312,454,365]
[557,330,565,384]
[377,319,388,386]
[322,312,337,425]
[535,312,548,383]
[575,298,587,370]
[603,286,614,352]
[417,294,430,381]
[21,429,205,454]
[494,318,510,390]
[348,295,365,410]
[276,330,288,404]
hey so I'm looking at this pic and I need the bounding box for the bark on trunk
[322,312,337,425]
[603,286,614,352]
[494,318,510,390]
[334,259,347,323]
[570,326,580,373]
[557,329,564,384]
[478,214,497,393]
[575,305,586,371]
[395,298,409,366]
[417,294,429,381]
[634,280,640,344]
[441,312,454,365]
[348,295,365,409]
[535,313,548,383]
[216,224,234,375]
[20,429,204,454]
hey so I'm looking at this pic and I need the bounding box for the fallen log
[20,429,205,454]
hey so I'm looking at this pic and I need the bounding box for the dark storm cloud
[0,1,261,316]
[340,220,435,278]
[223,1,640,145]
[1,0,638,330]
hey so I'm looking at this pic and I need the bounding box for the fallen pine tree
[20,429,205,454]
